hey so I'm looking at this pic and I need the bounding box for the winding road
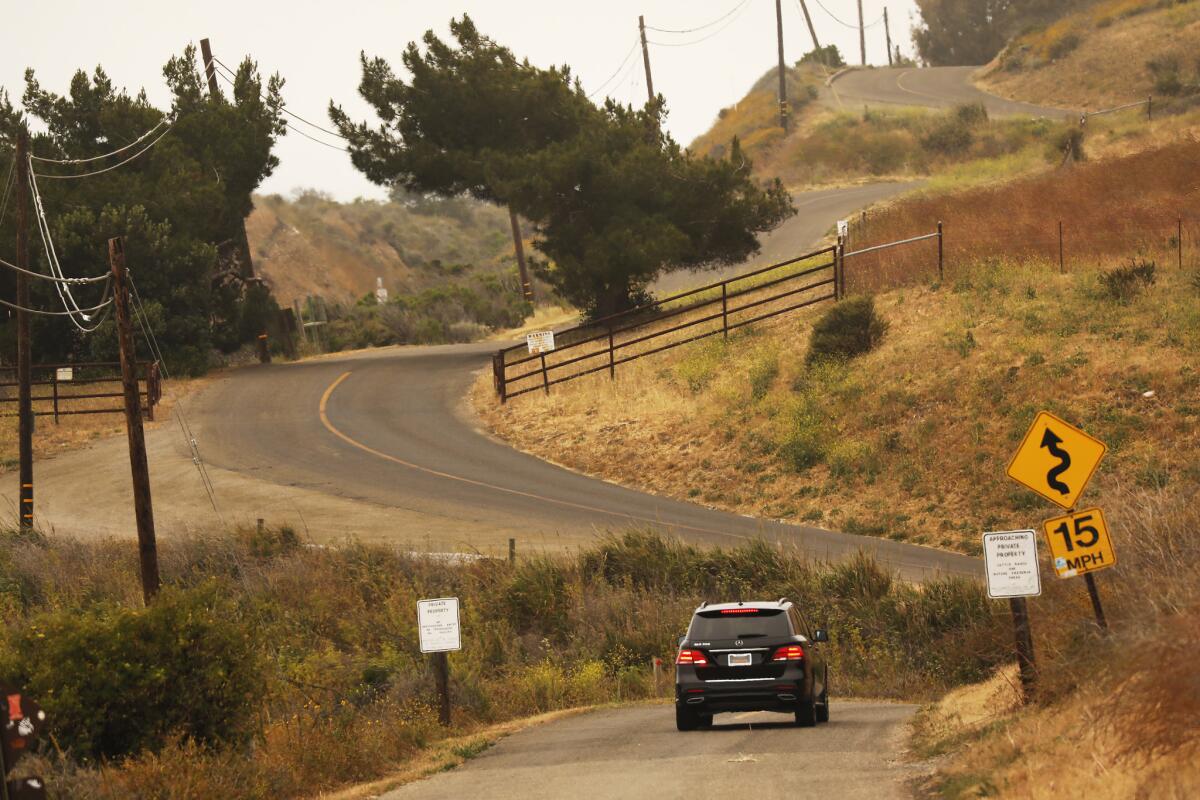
[827,65,1073,120]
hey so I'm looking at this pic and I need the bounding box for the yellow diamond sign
[1007,411,1106,509]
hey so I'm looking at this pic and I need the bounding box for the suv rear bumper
[676,681,809,713]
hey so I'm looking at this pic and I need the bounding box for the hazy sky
[5,0,922,201]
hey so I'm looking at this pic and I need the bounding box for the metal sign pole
[1084,573,1108,631]
[1008,596,1037,701]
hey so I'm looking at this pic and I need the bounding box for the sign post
[526,331,556,396]
[982,530,1041,702]
[418,597,461,726]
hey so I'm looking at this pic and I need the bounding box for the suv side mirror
[813,629,829,643]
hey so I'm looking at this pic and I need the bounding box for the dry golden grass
[0,373,209,469]
[981,0,1200,111]
[910,489,1200,798]
[477,249,1200,555]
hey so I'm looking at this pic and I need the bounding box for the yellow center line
[317,370,754,542]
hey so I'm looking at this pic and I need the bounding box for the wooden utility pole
[199,37,256,280]
[775,0,788,132]
[884,8,894,66]
[798,0,821,51]
[509,208,534,302]
[15,129,33,533]
[857,0,867,66]
[638,16,655,105]
[109,237,160,605]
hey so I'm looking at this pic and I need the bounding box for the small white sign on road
[417,597,461,653]
[526,330,555,354]
[837,219,849,240]
[982,530,1042,599]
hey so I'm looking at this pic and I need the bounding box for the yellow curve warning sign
[1042,507,1116,578]
[1007,411,1107,509]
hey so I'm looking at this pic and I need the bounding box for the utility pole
[509,208,534,303]
[884,8,894,66]
[15,128,32,533]
[199,37,257,281]
[638,16,655,105]
[857,0,867,66]
[109,237,160,605]
[775,0,788,132]
[798,0,821,51]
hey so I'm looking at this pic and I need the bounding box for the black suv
[674,599,829,730]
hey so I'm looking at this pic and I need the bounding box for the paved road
[382,703,919,800]
[828,66,1074,119]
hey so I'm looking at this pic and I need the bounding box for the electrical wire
[0,149,15,228]
[30,117,170,165]
[0,254,111,284]
[29,124,174,180]
[813,0,884,29]
[27,162,112,332]
[128,275,223,522]
[209,60,348,152]
[646,0,752,34]
[0,294,111,316]
[647,1,751,47]
[587,37,642,99]
[212,55,348,140]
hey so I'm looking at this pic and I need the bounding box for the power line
[29,124,174,180]
[211,57,350,142]
[0,254,110,284]
[209,60,348,152]
[0,149,14,228]
[647,1,752,47]
[0,294,111,316]
[813,0,883,29]
[646,0,752,34]
[588,37,642,99]
[30,117,170,165]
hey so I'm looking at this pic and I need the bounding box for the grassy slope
[246,191,518,306]
[475,142,1200,556]
[980,0,1200,110]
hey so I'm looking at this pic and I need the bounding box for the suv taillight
[676,649,709,666]
[771,644,805,661]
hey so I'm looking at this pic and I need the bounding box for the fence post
[608,326,616,379]
[539,353,550,396]
[1178,217,1183,270]
[721,283,729,338]
[1147,95,1153,122]
[1059,221,1065,274]
[492,353,508,404]
[937,221,944,283]
[52,369,59,425]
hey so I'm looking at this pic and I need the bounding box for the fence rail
[494,229,941,402]
[0,361,161,422]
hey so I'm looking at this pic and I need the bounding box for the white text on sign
[417,597,462,653]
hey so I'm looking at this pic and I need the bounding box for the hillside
[980,0,1200,111]
[474,140,1200,555]
[246,190,521,306]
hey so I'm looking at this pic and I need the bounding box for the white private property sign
[982,530,1042,599]
[837,219,849,240]
[526,330,555,354]
[417,597,461,653]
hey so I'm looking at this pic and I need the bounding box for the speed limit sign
[1041,507,1116,578]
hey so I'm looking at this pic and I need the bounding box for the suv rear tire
[676,705,699,731]
[795,700,817,727]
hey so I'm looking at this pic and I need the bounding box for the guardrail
[0,361,161,422]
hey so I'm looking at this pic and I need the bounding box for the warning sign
[1006,411,1106,509]
[1042,507,1116,578]
[982,530,1041,599]
[526,331,555,354]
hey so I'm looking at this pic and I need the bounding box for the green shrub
[1100,258,1156,302]
[1147,55,1186,96]
[1047,126,1085,163]
[1048,32,1081,59]
[748,351,780,400]
[806,296,888,365]
[954,103,989,126]
[0,583,263,760]
[776,395,827,470]
[798,44,845,67]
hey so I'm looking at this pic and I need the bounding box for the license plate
[727,653,752,667]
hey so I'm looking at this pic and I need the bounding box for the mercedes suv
[674,599,829,730]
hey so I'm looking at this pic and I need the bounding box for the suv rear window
[688,609,790,641]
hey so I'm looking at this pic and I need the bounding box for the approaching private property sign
[982,530,1041,599]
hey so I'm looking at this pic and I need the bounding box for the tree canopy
[0,46,286,373]
[332,15,794,318]
[912,0,1078,66]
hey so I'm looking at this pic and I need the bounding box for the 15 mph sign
[1042,507,1116,578]
[1006,411,1107,509]
[982,530,1041,598]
